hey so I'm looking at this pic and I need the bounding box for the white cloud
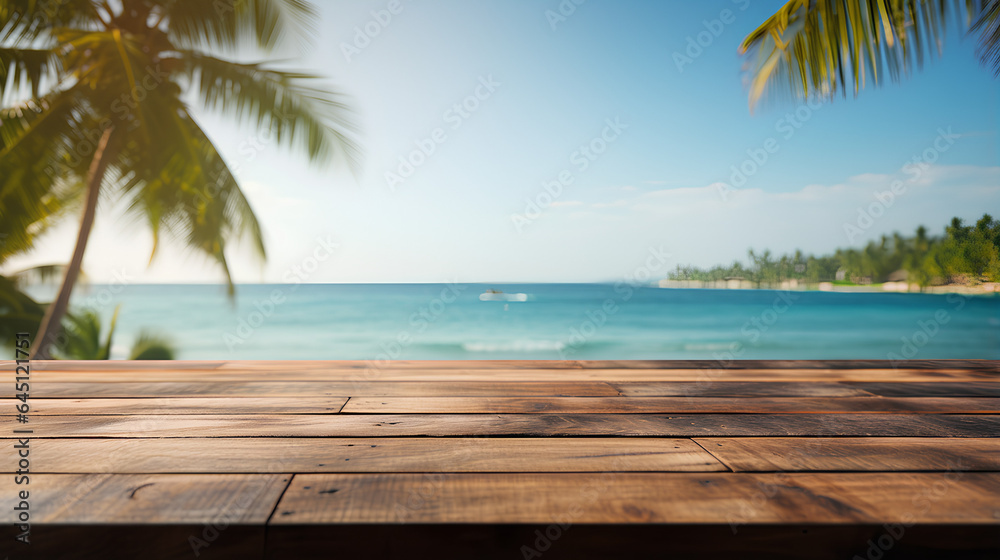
[591,200,628,208]
[570,164,1000,270]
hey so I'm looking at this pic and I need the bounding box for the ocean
[19,283,1000,361]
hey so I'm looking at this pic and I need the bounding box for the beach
[659,278,1000,294]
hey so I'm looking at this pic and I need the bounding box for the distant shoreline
[657,279,1000,295]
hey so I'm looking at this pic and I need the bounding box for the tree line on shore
[668,214,1000,288]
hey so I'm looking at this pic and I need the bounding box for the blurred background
[1,0,997,360]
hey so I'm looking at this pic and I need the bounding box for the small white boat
[479,289,528,302]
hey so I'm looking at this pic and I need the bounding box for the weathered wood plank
[696,438,1000,472]
[22,381,621,398]
[269,472,1000,524]
[17,438,725,473]
[613,382,876,397]
[218,360,588,371]
[340,396,1000,414]
[0,359,995,560]
[4,414,997,438]
[5,398,348,415]
[0,474,289,523]
[848,382,1000,397]
[790,472,1000,524]
[18,360,228,371]
[271,473,868,524]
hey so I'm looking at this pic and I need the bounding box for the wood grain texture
[0,474,289,523]
[0,359,995,560]
[5,413,998,438]
[271,473,871,524]
[790,472,1000,524]
[847,382,1000,397]
[7,397,348,415]
[612,382,877,397]
[23,381,621,397]
[18,438,726,473]
[270,472,1000,524]
[696,438,1000,472]
[340,396,1000,414]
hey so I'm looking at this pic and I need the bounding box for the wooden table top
[2,360,998,559]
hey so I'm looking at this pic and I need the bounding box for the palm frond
[163,0,316,53]
[972,0,1000,73]
[0,273,44,343]
[739,0,988,110]
[99,304,120,360]
[177,51,359,167]
[114,105,266,292]
[3,0,357,311]
[7,263,78,289]
[0,0,106,44]
[128,330,177,360]
[53,304,121,360]
[0,91,90,264]
[0,46,61,102]
[56,307,105,360]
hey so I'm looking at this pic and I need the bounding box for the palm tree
[57,307,119,361]
[0,196,74,347]
[0,274,45,344]
[57,305,177,360]
[740,0,1000,109]
[1,0,359,359]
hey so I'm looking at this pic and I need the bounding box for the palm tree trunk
[31,127,114,360]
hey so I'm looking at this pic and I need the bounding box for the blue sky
[8,0,999,283]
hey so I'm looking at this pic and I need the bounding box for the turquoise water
[20,283,1000,360]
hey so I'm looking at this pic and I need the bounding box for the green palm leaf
[128,330,177,360]
[0,274,45,343]
[972,0,1000,73]
[0,0,105,43]
[116,107,267,290]
[0,47,61,101]
[179,52,359,166]
[740,0,992,110]
[2,1,359,356]
[163,0,317,52]
[0,92,89,263]
[2,0,357,277]
[55,307,112,360]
